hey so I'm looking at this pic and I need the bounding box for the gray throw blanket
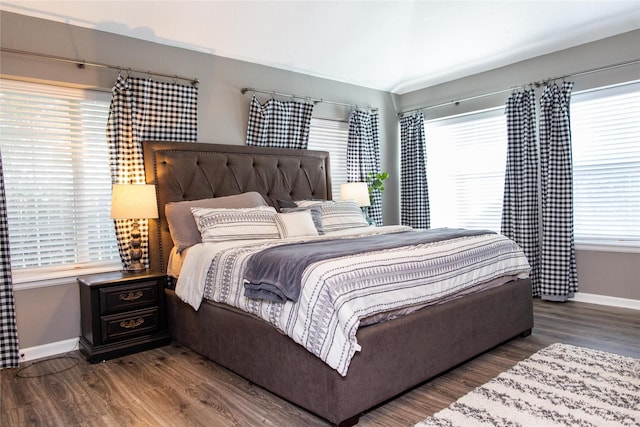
[243,228,495,303]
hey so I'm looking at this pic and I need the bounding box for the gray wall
[397,30,640,120]
[1,11,638,351]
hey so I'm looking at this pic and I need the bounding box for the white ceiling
[2,1,640,94]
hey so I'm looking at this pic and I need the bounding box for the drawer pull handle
[119,291,143,302]
[120,318,145,329]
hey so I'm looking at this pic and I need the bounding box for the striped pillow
[166,192,268,252]
[191,206,280,242]
[296,200,369,232]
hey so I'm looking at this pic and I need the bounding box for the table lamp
[110,184,159,272]
[340,182,374,225]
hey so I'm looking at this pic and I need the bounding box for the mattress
[175,225,530,375]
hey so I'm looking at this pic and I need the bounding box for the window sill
[575,242,640,254]
[12,264,123,291]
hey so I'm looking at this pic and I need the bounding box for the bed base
[166,278,533,426]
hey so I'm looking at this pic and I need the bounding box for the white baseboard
[572,293,640,311]
[19,338,79,362]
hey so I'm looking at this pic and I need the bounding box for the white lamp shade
[110,184,159,219]
[340,182,370,207]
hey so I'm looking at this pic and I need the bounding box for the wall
[1,11,638,354]
[397,30,640,120]
[397,29,640,304]
[0,11,399,351]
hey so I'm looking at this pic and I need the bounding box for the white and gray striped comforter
[175,226,530,376]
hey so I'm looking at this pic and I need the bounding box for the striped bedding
[175,226,530,376]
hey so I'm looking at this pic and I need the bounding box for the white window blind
[308,118,349,200]
[425,108,507,231]
[571,81,640,248]
[0,79,120,285]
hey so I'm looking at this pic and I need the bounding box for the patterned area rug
[416,343,640,427]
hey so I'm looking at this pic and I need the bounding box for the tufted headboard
[142,141,332,273]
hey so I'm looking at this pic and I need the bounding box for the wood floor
[2,299,639,427]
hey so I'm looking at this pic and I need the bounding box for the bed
[142,140,534,427]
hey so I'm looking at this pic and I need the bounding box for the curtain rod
[398,58,640,117]
[1,47,199,86]
[241,87,378,112]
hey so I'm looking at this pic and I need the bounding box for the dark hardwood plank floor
[2,299,639,426]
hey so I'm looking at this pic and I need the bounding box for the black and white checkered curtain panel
[245,95,314,149]
[0,151,20,368]
[400,113,430,229]
[107,75,198,268]
[501,90,541,295]
[539,82,578,300]
[347,110,383,225]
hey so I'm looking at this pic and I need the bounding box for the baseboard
[19,338,79,363]
[572,293,640,311]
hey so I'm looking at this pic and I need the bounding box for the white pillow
[275,211,319,238]
[191,206,280,242]
[281,206,325,235]
[296,200,369,232]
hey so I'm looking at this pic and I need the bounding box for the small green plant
[366,171,389,203]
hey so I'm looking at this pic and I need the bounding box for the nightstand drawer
[99,281,160,315]
[101,308,160,343]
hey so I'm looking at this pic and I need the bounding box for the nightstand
[78,270,171,363]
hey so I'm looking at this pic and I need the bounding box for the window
[425,108,507,231]
[307,118,349,200]
[571,81,640,248]
[0,79,120,286]
[423,81,639,250]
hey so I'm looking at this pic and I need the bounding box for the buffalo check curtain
[0,150,20,369]
[245,95,314,149]
[347,110,383,225]
[539,82,578,300]
[501,83,578,299]
[400,113,430,229]
[107,75,198,269]
[502,89,541,295]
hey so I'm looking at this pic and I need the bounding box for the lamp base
[126,220,146,272]
[125,261,146,272]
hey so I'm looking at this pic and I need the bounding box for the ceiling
[2,1,639,94]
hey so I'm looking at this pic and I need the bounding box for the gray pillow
[276,198,298,210]
[166,192,268,252]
